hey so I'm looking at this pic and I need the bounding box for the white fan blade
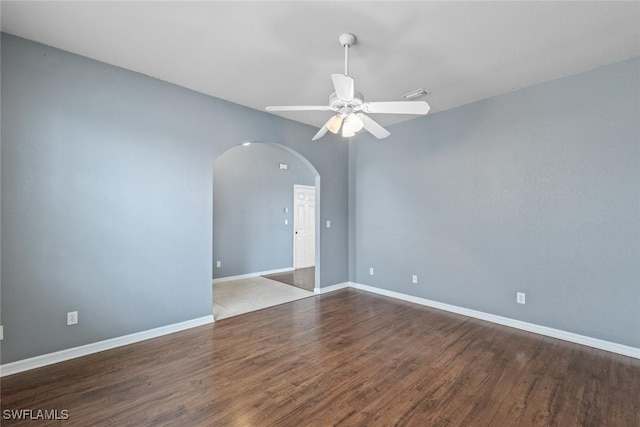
[331,74,354,101]
[312,124,329,141]
[357,113,390,139]
[266,105,333,112]
[360,101,430,115]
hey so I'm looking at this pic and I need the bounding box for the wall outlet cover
[517,292,526,304]
[412,275,418,284]
[67,311,78,325]
[369,267,374,275]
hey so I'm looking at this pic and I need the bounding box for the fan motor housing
[329,91,364,111]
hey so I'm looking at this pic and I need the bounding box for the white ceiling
[1,1,639,129]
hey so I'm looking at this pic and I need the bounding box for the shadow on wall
[212,142,319,280]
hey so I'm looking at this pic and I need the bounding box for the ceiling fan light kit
[266,33,431,141]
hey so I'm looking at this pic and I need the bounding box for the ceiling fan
[266,33,430,141]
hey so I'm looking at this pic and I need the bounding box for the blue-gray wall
[350,57,640,348]
[0,34,349,363]
[213,143,314,278]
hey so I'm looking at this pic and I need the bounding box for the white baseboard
[213,267,294,283]
[350,282,640,359]
[314,282,351,294]
[0,315,214,377]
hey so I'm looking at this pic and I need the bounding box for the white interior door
[293,185,316,269]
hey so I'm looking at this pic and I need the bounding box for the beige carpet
[213,276,315,320]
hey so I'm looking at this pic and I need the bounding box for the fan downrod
[339,33,356,76]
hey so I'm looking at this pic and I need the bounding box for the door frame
[293,184,316,270]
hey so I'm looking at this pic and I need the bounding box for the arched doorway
[211,142,321,319]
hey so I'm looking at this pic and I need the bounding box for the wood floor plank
[1,289,638,426]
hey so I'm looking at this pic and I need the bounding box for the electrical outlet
[517,292,526,304]
[412,275,418,284]
[216,261,221,268]
[67,311,78,325]
[369,267,374,275]
[284,219,289,225]
[326,220,331,228]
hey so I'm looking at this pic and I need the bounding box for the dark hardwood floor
[2,289,638,426]
[263,267,315,292]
